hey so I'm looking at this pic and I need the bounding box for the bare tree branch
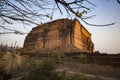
[55,0,115,26]
[117,0,120,4]
[0,0,116,34]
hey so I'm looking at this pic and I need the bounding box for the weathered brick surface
[23,18,94,52]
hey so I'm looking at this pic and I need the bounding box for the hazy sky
[0,0,120,54]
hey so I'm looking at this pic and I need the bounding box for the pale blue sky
[0,0,120,54]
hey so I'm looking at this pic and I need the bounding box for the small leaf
[45,15,53,20]
[76,10,79,15]
[14,31,24,35]
[50,16,52,20]
[4,19,12,24]
[82,10,88,14]
[79,13,82,17]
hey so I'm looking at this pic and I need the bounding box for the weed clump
[79,54,88,63]
[0,50,22,80]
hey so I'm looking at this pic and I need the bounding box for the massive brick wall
[73,20,94,52]
[23,18,94,52]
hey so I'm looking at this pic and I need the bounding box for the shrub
[79,54,88,63]
[69,73,89,80]
[22,58,60,80]
[50,51,64,63]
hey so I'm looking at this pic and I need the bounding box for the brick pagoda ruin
[24,18,94,52]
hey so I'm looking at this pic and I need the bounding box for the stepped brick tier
[23,18,94,52]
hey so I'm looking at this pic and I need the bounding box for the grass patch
[0,49,22,80]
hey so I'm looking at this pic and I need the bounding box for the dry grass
[0,51,22,74]
[58,61,120,79]
[9,55,120,80]
[15,55,120,79]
